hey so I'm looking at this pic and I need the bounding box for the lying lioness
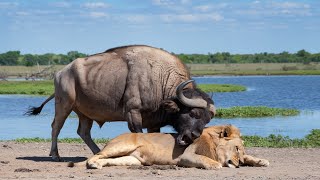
[69,125,269,169]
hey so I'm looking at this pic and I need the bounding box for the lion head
[216,137,245,168]
[204,124,241,139]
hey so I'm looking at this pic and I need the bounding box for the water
[0,75,319,140]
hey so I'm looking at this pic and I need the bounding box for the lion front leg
[243,154,269,167]
[87,154,106,169]
[178,153,222,170]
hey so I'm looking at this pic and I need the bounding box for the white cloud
[252,1,260,4]
[160,13,223,23]
[82,2,110,9]
[0,2,18,8]
[194,5,211,12]
[271,2,310,9]
[126,15,148,24]
[180,0,191,5]
[88,12,109,18]
[51,2,71,8]
[239,1,312,17]
[15,11,30,16]
[152,0,174,6]
[194,3,228,12]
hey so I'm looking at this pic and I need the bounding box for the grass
[243,129,320,148]
[14,137,110,144]
[187,63,320,76]
[0,81,246,95]
[2,63,320,78]
[0,81,53,95]
[191,70,320,76]
[198,84,246,92]
[8,129,320,148]
[215,106,300,118]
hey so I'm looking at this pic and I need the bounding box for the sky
[0,0,319,55]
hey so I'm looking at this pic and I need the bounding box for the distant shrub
[243,129,320,148]
[282,65,298,71]
[198,84,246,93]
[215,106,299,118]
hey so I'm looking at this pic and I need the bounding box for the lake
[0,75,319,140]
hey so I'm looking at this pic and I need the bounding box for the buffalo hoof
[50,155,62,162]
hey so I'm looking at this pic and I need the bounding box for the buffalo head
[161,80,216,146]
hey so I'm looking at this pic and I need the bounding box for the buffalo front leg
[77,114,100,154]
[126,109,143,133]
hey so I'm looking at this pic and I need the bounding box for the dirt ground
[1,142,320,180]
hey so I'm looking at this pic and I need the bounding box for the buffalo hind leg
[50,107,72,161]
[77,114,100,154]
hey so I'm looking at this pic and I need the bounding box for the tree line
[0,51,87,66]
[0,49,319,66]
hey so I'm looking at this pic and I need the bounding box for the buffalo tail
[24,93,55,116]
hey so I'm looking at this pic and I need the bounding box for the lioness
[69,125,269,169]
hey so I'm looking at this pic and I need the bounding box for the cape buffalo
[26,45,216,161]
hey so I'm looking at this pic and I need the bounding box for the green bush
[216,106,300,118]
[198,84,246,92]
[243,129,320,148]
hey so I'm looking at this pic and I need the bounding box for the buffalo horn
[176,80,208,108]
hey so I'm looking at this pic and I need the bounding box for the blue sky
[0,0,319,54]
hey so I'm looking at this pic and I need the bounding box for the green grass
[0,81,54,95]
[14,137,110,144]
[8,129,320,148]
[2,64,320,77]
[0,81,246,95]
[198,84,246,92]
[191,70,320,76]
[216,106,300,118]
[243,129,320,148]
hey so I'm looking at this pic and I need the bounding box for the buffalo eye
[190,109,201,119]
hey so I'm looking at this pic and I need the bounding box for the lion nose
[228,160,240,168]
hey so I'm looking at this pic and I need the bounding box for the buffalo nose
[191,131,200,139]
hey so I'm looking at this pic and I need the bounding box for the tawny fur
[69,125,269,169]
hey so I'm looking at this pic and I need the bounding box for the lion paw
[205,163,222,170]
[257,159,269,167]
[87,162,103,169]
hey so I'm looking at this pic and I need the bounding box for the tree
[296,49,310,57]
[0,51,20,65]
[67,51,87,63]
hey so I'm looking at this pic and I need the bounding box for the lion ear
[207,131,220,140]
[224,124,233,137]
[161,100,180,113]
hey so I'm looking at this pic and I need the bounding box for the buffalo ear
[161,100,180,113]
